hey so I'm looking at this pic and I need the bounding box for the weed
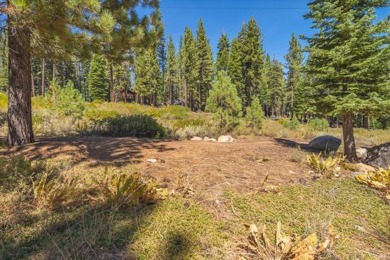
[33,173,80,210]
[307,153,343,178]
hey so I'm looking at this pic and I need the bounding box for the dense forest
[0,0,389,161]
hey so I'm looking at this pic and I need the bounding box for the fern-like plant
[33,174,80,210]
[355,167,390,191]
[91,172,161,209]
[307,153,343,178]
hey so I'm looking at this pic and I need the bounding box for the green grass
[2,178,388,259]
[227,179,390,259]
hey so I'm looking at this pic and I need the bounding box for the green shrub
[93,114,165,138]
[147,106,190,120]
[280,117,300,130]
[245,98,265,130]
[308,118,329,131]
[84,109,120,121]
[47,80,85,117]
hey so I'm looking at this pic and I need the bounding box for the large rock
[356,148,368,159]
[218,135,235,143]
[364,142,390,169]
[308,135,341,152]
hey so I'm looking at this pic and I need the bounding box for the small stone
[355,225,366,233]
[356,148,367,159]
[191,136,202,141]
[147,159,157,163]
[218,135,236,143]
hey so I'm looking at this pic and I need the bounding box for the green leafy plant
[90,172,163,209]
[33,173,80,210]
[355,168,390,198]
[307,154,343,178]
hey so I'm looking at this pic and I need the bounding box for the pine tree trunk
[184,80,188,107]
[169,81,174,105]
[109,61,114,102]
[52,61,57,81]
[7,22,34,146]
[41,58,45,95]
[290,86,294,119]
[31,62,35,97]
[342,113,358,162]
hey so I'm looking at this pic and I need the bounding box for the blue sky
[159,0,389,63]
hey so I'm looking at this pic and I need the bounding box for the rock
[308,135,341,152]
[204,137,217,142]
[218,135,236,143]
[356,148,368,159]
[147,159,157,163]
[191,136,202,141]
[364,142,390,169]
[355,163,376,173]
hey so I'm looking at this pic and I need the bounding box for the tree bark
[41,58,45,95]
[342,113,358,162]
[7,21,34,146]
[109,61,114,102]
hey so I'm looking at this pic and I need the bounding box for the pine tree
[285,34,303,119]
[88,54,109,101]
[3,0,159,146]
[228,38,245,105]
[166,36,179,105]
[196,19,214,110]
[268,59,285,117]
[206,72,242,130]
[155,10,168,104]
[304,0,389,161]
[216,33,230,72]
[182,27,198,110]
[238,18,265,107]
[134,48,160,105]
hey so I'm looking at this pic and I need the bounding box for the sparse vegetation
[307,153,343,178]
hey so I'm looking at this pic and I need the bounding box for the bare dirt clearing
[1,136,313,203]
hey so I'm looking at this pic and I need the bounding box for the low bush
[308,118,329,132]
[355,167,390,191]
[90,171,161,209]
[245,98,264,130]
[0,91,7,110]
[33,173,80,210]
[307,153,343,178]
[280,117,301,130]
[92,114,165,138]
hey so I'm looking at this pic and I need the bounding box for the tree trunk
[31,62,35,97]
[52,61,57,81]
[342,113,358,162]
[7,22,34,146]
[41,58,45,95]
[184,79,188,107]
[290,86,294,119]
[109,61,115,102]
[169,81,174,105]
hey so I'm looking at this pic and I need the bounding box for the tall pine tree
[182,27,198,110]
[285,34,303,119]
[88,54,108,101]
[166,36,179,105]
[196,19,213,110]
[304,0,389,161]
[216,33,230,72]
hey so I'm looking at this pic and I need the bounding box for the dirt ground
[1,136,315,206]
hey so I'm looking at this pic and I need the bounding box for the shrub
[33,173,80,210]
[90,172,161,209]
[84,109,120,121]
[0,91,7,111]
[307,153,343,178]
[355,167,390,191]
[280,116,300,130]
[308,118,329,132]
[47,80,85,117]
[206,72,242,131]
[245,98,265,130]
[92,114,165,138]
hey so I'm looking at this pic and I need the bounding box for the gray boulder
[364,142,390,169]
[308,135,341,152]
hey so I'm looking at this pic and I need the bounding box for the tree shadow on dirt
[0,135,176,168]
[274,138,321,153]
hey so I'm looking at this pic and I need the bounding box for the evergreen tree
[166,36,179,105]
[182,27,198,110]
[216,33,230,72]
[268,59,285,117]
[154,9,167,103]
[294,64,316,119]
[285,34,303,119]
[196,19,214,110]
[134,48,160,105]
[228,38,245,105]
[304,0,389,161]
[206,72,242,130]
[237,18,265,107]
[2,0,159,146]
[88,54,109,101]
